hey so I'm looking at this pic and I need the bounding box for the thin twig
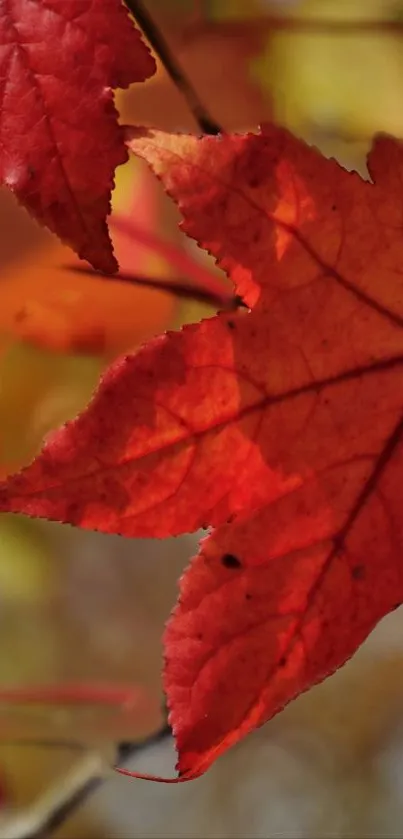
[124,0,222,134]
[115,721,171,764]
[69,264,238,310]
[0,724,171,839]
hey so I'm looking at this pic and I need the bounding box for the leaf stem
[124,0,222,135]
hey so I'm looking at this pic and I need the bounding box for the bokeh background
[2,0,403,836]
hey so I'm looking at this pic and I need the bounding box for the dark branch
[66,264,243,310]
[35,766,102,839]
[2,723,172,839]
[116,721,172,763]
[124,0,222,135]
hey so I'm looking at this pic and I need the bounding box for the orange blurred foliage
[0,157,180,358]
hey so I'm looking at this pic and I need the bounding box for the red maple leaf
[0,0,155,272]
[2,124,403,779]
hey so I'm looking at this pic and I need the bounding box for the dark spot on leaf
[351,564,365,580]
[221,553,242,569]
[227,320,235,330]
[278,656,287,668]
[245,592,252,600]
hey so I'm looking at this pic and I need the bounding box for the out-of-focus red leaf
[0,238,177,357]
[4,124,403,777]
[0,0,155,272]
[0,155,184,358]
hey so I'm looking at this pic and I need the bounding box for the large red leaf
[3,125,403,776]
[0,0,155,272]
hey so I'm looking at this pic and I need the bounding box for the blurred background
[2,0,403,835]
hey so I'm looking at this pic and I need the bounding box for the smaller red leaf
[0,0,155,272]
